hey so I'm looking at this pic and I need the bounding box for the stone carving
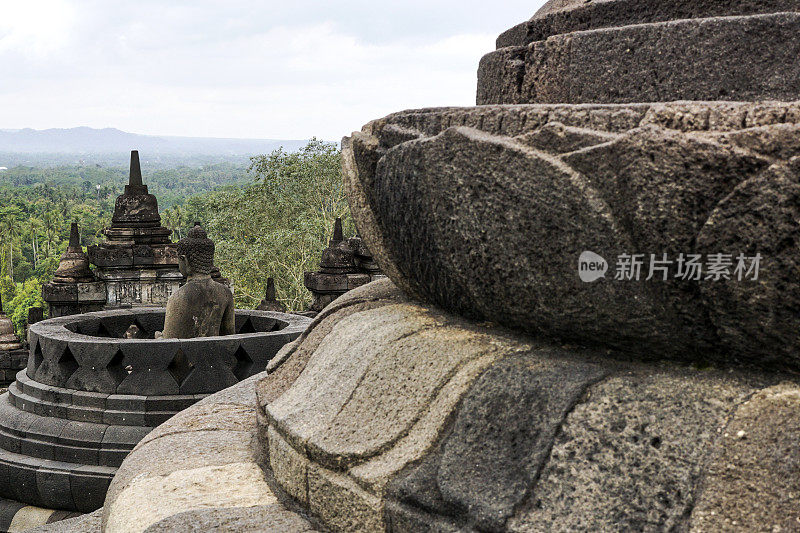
[42,223,106,318]
[0,299,27,388]
[0,307,309,512]
[256,281,791,533]
[341,0,800,371]
[87,151,184,309]
[256,278,287,312]
[25,306,44,344]
[263,2,800,531]
[44,152,231,316]
[0,303,22,354]
[31,3,800,531]
[160,223,235,339]
[344,102,800,369]
[304,218,383,315]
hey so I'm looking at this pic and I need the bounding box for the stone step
[479,12,800,105]
[0,441,115,512]
[11,370,201,427]
[0,394,148,468]
[496,0,800,48]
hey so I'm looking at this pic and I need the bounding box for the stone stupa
[0,300,26,388]
[256,278,287,313]
[42,223,105,318]
[87,151,183,309]
[303,218,383,315]
[27,2,800,532]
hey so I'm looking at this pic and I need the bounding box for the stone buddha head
[177,223,214,278]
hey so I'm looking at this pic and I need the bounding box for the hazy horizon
[0,125,308,142]
[1,1,545,141]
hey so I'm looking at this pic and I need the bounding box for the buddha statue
[160,223,235,339]
[0,300,22,352]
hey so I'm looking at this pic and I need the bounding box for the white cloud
[0,0,544,140]
[0,0,77,57]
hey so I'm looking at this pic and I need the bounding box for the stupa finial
[129,150,143,187]
[68,222,81,251]
[265,277,277,301]
[332,218,343,243]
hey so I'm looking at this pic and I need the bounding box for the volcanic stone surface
[479,1,800,105]
[343,101,800,369]
[0,308,309,512]
[257,280,798,533]
[43,224,106,319]
[29,281,799,532]
[0,303,27,388]
[28,3,800,532]
[304,218,381,315]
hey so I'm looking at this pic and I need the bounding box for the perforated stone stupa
[0,302,26,389]
[86,151,183,309]
[42,223,105,319]
[304,218,384,315]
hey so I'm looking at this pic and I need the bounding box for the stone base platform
[31,280,800,532]
[40,375,322,533]
[0,308,309,514]
[0,496,81,532]
[0,370,184,512]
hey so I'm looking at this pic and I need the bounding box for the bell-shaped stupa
[0,299,26,387]
[87,150,183,307]
[42,222,106,318]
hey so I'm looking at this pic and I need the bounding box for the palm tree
[41,210,61,258]
[29,218,44,269]
[0,217,19,281]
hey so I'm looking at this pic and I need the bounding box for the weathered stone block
[41,284,78,303]
[344,102,800,369]
[75,282,106,303]
[480,12,800,105]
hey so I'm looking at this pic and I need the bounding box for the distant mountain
[0,127,309,167]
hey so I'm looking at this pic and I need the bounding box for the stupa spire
[265,277,277,301]
[129,150,143,187]
[332,218,343,243]
[67,222,81,251]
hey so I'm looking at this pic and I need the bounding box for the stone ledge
[495,0,800,48]
[480,12,800,105]
[345,102,800,369]
[95,374,319,533]
[260,280,798,532]
[26,280,800,532]
[0,496,83,533]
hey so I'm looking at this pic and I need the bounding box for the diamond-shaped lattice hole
[168,349,193,386]
[132,318,154,339]
[107,349,128,385]
[96,322,113,338]
[232,346,253,381]
[31,341,43,371]
[237,318,256,335]
[58,346,79,380]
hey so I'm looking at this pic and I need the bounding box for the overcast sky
[0,1,545,141]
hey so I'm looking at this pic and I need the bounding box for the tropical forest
[0,139,352,334]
